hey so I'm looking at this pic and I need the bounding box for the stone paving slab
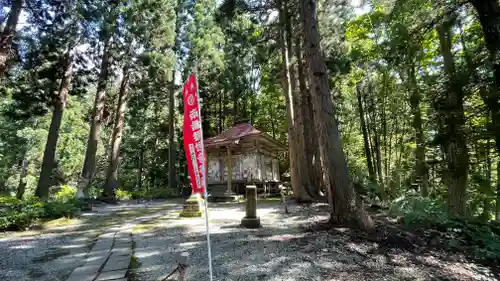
[85,255,108,265]
[112,245,130,252]
[71,264,101,275]
[109,255,131,263]
[99,233,115,238]
[111,248,130,255]
[91,244,112,250]
[114,241,132,247]
[102,259,130,271]
[65,271,99,281]
[95,269,128,281]
[62,207,175,281]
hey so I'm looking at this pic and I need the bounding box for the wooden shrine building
[204,120,286,201]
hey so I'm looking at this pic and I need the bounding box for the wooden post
[218,157,224,183]
[227,145,232,193]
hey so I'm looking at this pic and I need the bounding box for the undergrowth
[0,189,82,231]
[390,192,500,264]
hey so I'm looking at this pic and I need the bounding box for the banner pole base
[179,193,203,218]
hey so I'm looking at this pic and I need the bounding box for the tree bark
[408,65,429,197]
[77,35,112,198]
[137,145,144,191]
[482,140,492,220]
[287,6,314,200]
[278,0,311,202]
[368,82,385,195]
[16,151,28,199]
[0,0,24,77]
[356,84,376,184]
[103,67,130,199]
[296,28,323,197]
[437,20,469,216]
[36,52,74,199]
[168,69,178,191]
[300,0,373,229]
[497,161,500,221]
[470,0,500,93]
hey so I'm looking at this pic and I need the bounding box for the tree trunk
[168,69,178,191]
[437,20,469,216]
[137,145,144,191]
[368,83,385,196]
[77,35,112,198]
[497,161,500,221]
[470,0,500,93]
[408,65,429,197]
[482,140,492,220]
[36,52,74,199]
[0,0,24,77]
[278,0,311,202]
[300,0,373,229]
[296,29,323,197]
[16,151,28,199]
[287,6,314,200]
[103,67,130,199]
[356,84,376,184]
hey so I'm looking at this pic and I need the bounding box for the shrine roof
[204,123,285,150]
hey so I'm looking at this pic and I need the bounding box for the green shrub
[0,196,22,205]
[131,190,146,199]
[129,188,178,200]
[150,188,178,199]
[43,200,80,219]
[54,185,77,202]
[389,192,500,263]
[0,197,45,230]
[116,189,132,200]
[389,191,448,226]
[0,196,81,230]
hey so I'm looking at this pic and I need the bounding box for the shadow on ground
[0,199,178,281]
[131,202,498,281]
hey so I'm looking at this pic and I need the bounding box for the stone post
[177,252,189,281]
[241,185,261,228]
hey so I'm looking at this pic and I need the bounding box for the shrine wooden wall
[207,152,280,184]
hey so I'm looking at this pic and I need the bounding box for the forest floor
[0,199,498,281]
[131,201,499,281]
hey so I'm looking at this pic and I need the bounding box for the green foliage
[130,188,178,200]
[0,196,80,230]
[54,185,77,202]
[115,189,132,200]
[390,192,500,262]
[390,191,449,226]
[43,200,81,219]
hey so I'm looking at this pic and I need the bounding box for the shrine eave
[204,123,286,151]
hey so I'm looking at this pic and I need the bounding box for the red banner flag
[183,73,206,194]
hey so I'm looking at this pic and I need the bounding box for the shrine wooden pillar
[257,139,266,197]
[227,145,232,193]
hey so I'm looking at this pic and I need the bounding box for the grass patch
[132,222,159,233]
[43,217,82,228]
[128,241,142,281]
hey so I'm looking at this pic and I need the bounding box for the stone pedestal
[180,193,203,218]
[207,184,239,202]
[241,185,261,228]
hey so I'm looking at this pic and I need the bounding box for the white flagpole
[195,62,214,281]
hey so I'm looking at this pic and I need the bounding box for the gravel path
[0,200,173,281]
[132,202,498,281]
